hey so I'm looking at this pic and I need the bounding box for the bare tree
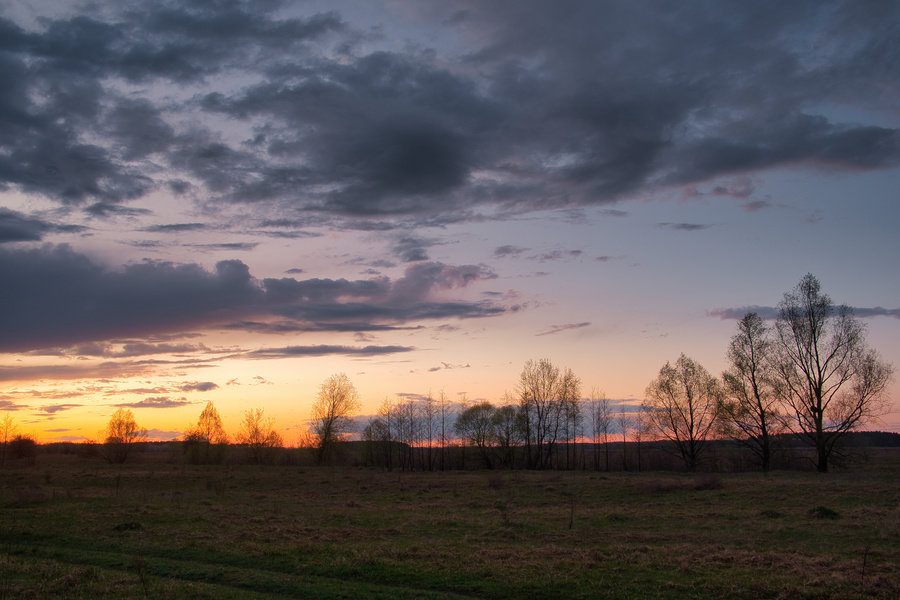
[0,414,16,467]
[720,312,784,472]
[421,392,438,470]
[103,408,144,463]
[774,274,893,472]
[236,408,283,464]
[311,373,361,465]
[455,401,496,468]
[184,400,229,463]
[644,354,722,470]
[616,406,633,471]
[518,358,565,469]
[559,367,582,469]
[589,389,612,471]
[492,395,521,468]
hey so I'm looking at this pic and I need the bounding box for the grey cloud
[494,245,527,258]
[0,245,507,352]
[1,2,898,219]
[536,322,591,337]
[531,249,583,262]
[184,242,259,251]
[116,396,192,408]
[657,223,712,232]
[247,345,414,359]
[427,362,471,372]
[0,209,85,243]
[142,223,209,233]
[37,404,81,415]
[0,244,263,352]
[143,428,183,441]
[181,381,218,392]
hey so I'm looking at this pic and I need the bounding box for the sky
[1,0,898,443]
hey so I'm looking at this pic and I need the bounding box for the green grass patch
[1,458,898,599]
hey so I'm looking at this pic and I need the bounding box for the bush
[9,435,37,462]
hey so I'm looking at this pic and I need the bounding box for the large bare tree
[720,312,784,472]
[644,354,722,470]
[311,373,361,465]
[774,274,893,472]
[518,358,578,469]
[236,408,283,464]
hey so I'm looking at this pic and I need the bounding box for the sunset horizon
[2,0,898,444]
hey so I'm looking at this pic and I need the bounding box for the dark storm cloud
[657,223,712,232]
[0,1,897,219]
[0,244,263,352]
[0,208,85,242]
[0,245,507,352]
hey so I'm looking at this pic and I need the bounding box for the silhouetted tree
[0,414,16,467]
[455,401,496,468]
[589,390,612,471]
[644,354,722,470]
[774,274,893,472]
[519,358,574,469]
[720,312,784,472]
[492,397,521,468]
[236,408,283,464]
[102,408,144,463]
[183,400,229,464]
[311,373,360,465]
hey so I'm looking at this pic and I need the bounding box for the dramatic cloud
[0,245,504,352]
[0,2,894,221]
[0,209,85,243]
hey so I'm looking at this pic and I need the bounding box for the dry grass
[0,454,898,599]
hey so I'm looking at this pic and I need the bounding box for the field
[1,453,898,599]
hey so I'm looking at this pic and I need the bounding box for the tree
[103,408,144,463]
[644,354,722,470]
[588,390,613,471]
[720,312,784,472]
[492,395,521,468]
[774,274,893,472]
[455,401,496,468]
[518,358,571,469]
[0,414,16,467]
[311,373,361,465]
[236,408,283,464]
[184,401,229,464]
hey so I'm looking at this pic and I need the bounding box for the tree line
[3,274,891,473]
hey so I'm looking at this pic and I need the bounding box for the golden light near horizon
[1,0,899,441]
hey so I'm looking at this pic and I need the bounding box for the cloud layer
[0,244,504,352]
[0,1,896,224]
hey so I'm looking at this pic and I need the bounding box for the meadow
[1,452,898,599]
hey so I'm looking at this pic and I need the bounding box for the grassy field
[1,453,898,599]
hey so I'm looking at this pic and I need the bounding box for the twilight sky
[1,0,898,442]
